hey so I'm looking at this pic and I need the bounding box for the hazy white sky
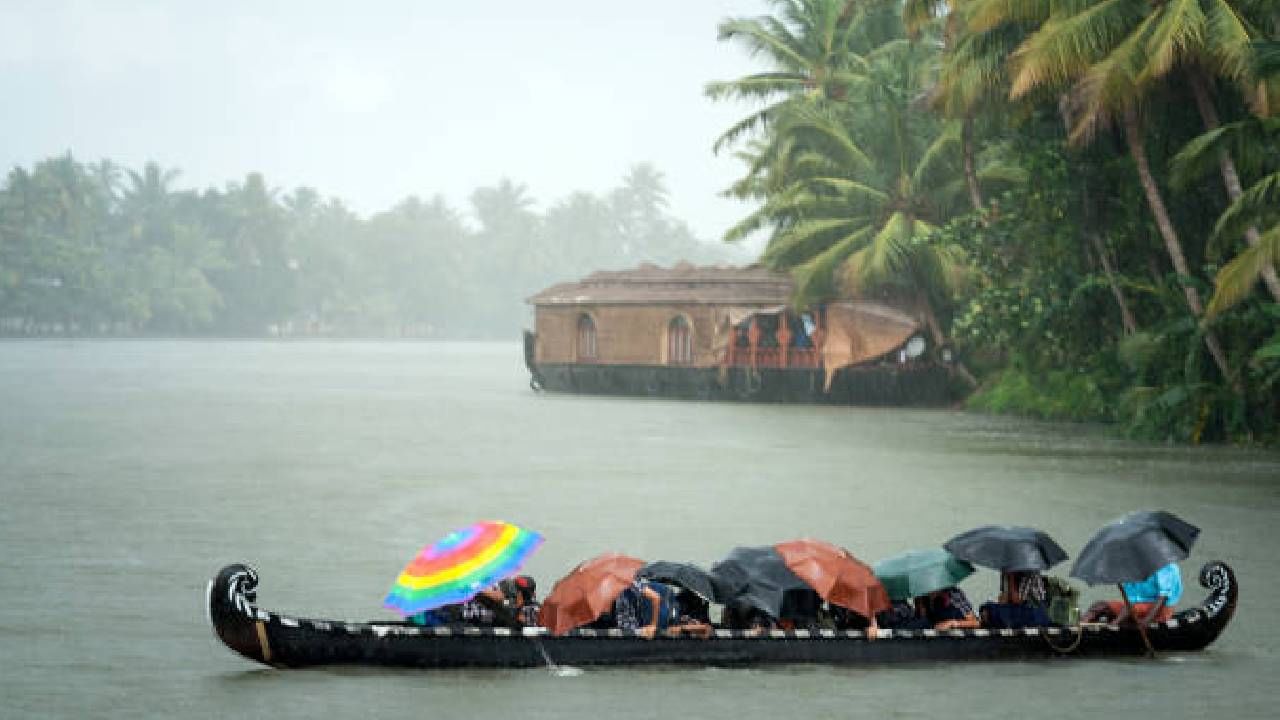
[0,0,771,241]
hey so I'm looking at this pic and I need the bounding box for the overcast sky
[1,0,772,243]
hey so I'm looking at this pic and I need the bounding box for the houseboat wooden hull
[208,561,1236,670]
[523,332,957,406]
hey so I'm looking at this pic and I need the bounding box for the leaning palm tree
[724,41,1021,385]
[1009,0,1280,303]
[705,0,865,152]
[1002,0,1242,384]
[1173,41,1280,316]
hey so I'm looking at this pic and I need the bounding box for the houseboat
[523,264,957,406]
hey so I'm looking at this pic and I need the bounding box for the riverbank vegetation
[709,0,1279,444]
[0,159,737,339]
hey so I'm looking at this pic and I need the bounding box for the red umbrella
[775,539,890,621]
[539,553,645,635]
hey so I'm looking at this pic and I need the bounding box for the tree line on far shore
[0,156,739,339]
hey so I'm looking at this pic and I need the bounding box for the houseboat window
[667,316,693,365]
[577,314,597,362]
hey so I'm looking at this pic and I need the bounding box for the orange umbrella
[539,553,645,635]
[774,539,890,621]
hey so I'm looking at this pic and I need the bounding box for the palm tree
[1009,0,1280,303]
[1173,41,1280,315]
[705,0,864,152]
[722,41,1013,385]
[1002,0,1243,384]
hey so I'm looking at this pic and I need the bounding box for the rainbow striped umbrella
[383,520,544,617]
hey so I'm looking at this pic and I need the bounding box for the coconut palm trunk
[1086,227,1138,336]
[1121,106,1237,387]
[1187,71,1280,303]
[962,112,983,212]
[916,291,978,388]
[1061,100,1137,335]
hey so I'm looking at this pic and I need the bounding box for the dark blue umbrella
[1070,510,1199,585]
[710,546,810,618]
[944,525,1069,572]
[636,561,728,603]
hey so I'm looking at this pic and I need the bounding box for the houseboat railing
[721,314,824,369]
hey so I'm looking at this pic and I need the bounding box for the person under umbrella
[715,541,889,636]
[384,520,544,629]
[539,553,645,635]
[539,554,710,638]
[636,560,726,627]
[1072,510,1199,655]
[944,525,1069,629]
[612,577,713,638]
[873,549,975,630]
[1081,564,1182,625]
[499,575,541,627]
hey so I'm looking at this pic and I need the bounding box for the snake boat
[207,561,1237,669]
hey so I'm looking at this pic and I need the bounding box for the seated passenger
[875,599,930,631]
[723,602,777,632]
[830,603,881,639]
[778,589,830,631]
[979,571,1052,628]
[459,584,520,627]
[1081,562,1181,625]
[920,586,980,630]
[408,584,515,628]
[612,579,709,639]
[671,591,713,638]
[500,575,541,627]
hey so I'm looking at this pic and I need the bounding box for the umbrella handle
[1119,585,1156,658]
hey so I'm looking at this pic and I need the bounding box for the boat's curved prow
[208,564,272,666]
[1179,560,1238,648]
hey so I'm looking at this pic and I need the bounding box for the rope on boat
[1041,626,1084,654]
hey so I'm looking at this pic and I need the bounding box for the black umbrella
[1070,510,1200,585]
[944,525,1069,572]
[636,561,728,603]
[710,546,810,618]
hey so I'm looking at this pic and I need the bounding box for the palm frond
[1206,224,1280,316]
[1140,0,1207,82]
[705,74,813,101]
[1010,0,1144,98]
[1212,172,1280,244]
[801,176,891,204]
[1201,0,1253,83]
[1064,12,1154,144]
[790,224,878,306]
[966,0,1054,34]
[911,121,962,192]
[716,17,809,70]
[763,217,872,269]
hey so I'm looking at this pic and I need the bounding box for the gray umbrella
[1070,510,1200,585]
[710,546,810,618]
[944,525,1069,572]
[636,561,727,603]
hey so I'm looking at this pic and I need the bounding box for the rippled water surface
[2,341,1278,718]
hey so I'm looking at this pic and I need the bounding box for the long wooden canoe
[207,561,1236,669]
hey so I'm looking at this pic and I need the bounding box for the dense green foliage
[0,159,736,338]
[710,0,1280,443]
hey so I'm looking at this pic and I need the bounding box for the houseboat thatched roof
[527,263,793,306]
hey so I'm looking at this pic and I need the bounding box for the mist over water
[2,341,1278,718]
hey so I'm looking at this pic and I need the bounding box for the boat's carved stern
[208,564,272,666]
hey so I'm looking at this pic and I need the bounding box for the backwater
[1,341,1277,718]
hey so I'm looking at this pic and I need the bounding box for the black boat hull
[207,561,1237,669]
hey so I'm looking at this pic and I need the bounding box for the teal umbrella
[873,549,974,601]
